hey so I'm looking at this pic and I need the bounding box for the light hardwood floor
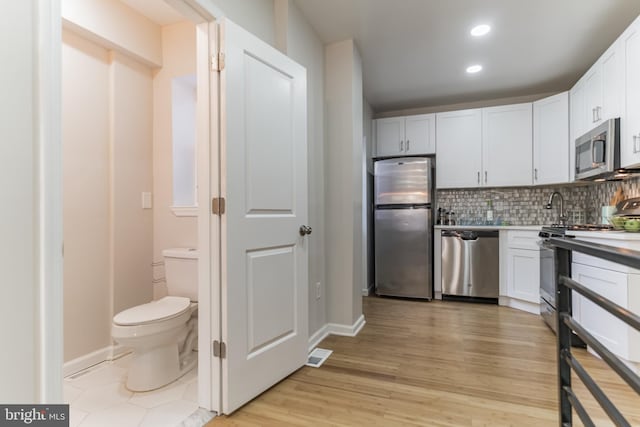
[208,296,640,426]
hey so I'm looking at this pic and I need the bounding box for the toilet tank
[162,248,198,301]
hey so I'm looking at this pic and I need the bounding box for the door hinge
[212,197,226,215]
[213,340,226,358]
[211,52,225,71]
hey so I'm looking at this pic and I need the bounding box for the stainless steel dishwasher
[441,230,499,300]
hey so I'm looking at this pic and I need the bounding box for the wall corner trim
[308,315,366,353]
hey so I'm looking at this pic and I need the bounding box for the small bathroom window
[171,74,197,216]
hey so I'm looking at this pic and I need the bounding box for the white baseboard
[63,344,128,377]
[499,296,540,315]
[307,315,366,353]
[307,324,330,353]
[362,284,374,296]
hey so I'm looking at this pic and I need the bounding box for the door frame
[39,0,224,410]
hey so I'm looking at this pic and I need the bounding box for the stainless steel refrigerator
[374,157,433,299]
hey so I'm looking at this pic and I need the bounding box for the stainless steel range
[538,224,613,333]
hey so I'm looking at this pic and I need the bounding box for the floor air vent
[306,348,332,368]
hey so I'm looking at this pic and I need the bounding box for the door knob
[299,225,312,236]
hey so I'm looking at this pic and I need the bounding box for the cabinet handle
[484,171,488,183]
[406,139,410,152]
[592,108,596,123]
[597,106,602,122]
[635,135,640,153]
[400,140,404,152]
[534,168,538,181]
[477,171,480,184]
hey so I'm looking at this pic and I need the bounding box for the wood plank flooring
[207,296,640,426]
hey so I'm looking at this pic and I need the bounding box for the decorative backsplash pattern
[436,176,640,225]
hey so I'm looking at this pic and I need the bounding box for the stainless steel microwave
[575,118,620,181]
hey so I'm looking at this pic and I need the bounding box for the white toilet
[112,248,198,392]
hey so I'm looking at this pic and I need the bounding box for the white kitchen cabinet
[622,17,640,168]
[582,42,623,129]
[482,103,533,187]
[533,92,569,185]
[506,248,540,304]
[405,114,435,154]
[503,230,540,306]
[436,104,532,189]
[571,262,639,361]
[435,109,482,188]
[375,114,435,157]
[569,39,623,176]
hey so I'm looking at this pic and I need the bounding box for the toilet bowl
[112,248,198,392]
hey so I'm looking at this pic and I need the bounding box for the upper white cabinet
[375,113,435,157]
[579,42,623,132]
[482,103,533,187]
[436,109,482,188]
[570,35,624,176]
[436,105,533,189]
[533,92,569,185]
[622,17,640,168]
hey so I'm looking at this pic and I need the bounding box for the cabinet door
[622,20,640,168]
[601,42,623,122]
[506,248,540,303]
[405,114,435,154]
[533,92,569,185]
[376,117,405,157]
[435,109,482,189]
[569,81,586,181]
[482,103,533,187]
[583,63,603,126]
[572,263,629,358]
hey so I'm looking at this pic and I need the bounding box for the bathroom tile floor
[64,354,200,427]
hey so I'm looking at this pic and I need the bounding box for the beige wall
[152,22,198,298]
[111,52,154,315]
[325,39,364,326]
[276,0,327,336]
[61,0,162,67]
[62,30,112,362]
[62,29,154,362]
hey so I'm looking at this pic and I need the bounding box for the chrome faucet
[545,191,568,225]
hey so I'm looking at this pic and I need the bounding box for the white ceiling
[294,0,640,112]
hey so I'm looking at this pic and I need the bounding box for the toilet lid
[113,296,191,326]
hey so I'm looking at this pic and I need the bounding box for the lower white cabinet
[506,248,540,303]
[571,261,640,362]
[499,230,541,314]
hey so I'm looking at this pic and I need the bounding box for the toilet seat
[114,296,191,326]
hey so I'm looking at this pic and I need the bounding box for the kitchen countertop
[434,225,542,231]
[566,229,640,240]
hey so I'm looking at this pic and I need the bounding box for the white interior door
[218,18,308,414]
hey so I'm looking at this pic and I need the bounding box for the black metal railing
[548,237,640,427]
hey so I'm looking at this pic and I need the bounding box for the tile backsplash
[436,176,640,225]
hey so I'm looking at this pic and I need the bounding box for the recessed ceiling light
[470,24,491,37]
[466,64,483,74]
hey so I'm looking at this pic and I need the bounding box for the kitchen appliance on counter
[374,157,433,299]
[441,229,499,301]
